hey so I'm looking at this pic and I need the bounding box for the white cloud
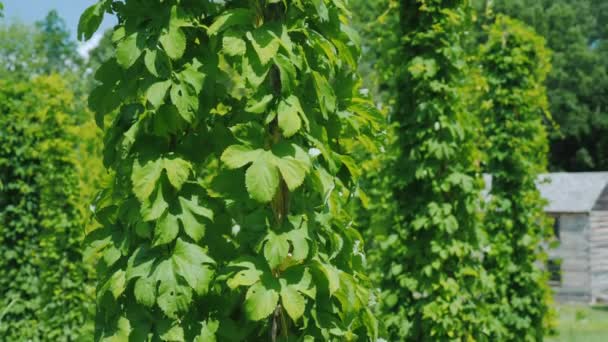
[77,32,103,59]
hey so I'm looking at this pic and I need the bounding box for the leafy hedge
[375,0,497,339]
[348,0,399,243]
[0,76,94,340]
[79,0,380,340]
[479,15,555,340]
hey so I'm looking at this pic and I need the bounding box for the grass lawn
[547,304,608,342]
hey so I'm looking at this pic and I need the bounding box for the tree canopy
[487,0,608,171]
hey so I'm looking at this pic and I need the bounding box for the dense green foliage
[0,10,108,341]
[479,15,554,340]
[483,0,608,171]
[348,0,398,243]
[0,76,94,341]
[80,0,380,340]
[373,0,495,339]
[0,1,578,340]
[351,0,399,105]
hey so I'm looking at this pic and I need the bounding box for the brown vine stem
[266,1,290,338]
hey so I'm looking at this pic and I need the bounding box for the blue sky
[1,0,116,40]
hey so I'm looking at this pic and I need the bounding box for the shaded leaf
[207,9,253,36]
[246,28,280,65]
[78,1,105,41]
[173,238,215,295]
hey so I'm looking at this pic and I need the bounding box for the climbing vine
[376,0,497,339]
[349,0,399,240]
[79,0,379,340]
[0,76,94,340]
[350,0,400,104]
[479,14,555,340]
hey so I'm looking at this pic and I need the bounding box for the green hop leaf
[154,212,179,246]
[178,196,213,242]
[132,158,164,202]
[277,95,304,137]
[207,9,253,36]
[146,80,172,108]
[78,1,106,41]
[116,32,143,69]
[246,152,280,203]
[163,157,191,191]
[223,33,247,56]
[160,26,186,60]
[227,259,264,289]
[244,282,279,321]
[172,238,215,295]
[221,145,264,169]
[134,277,156,307]
[246,27,280,65]
[280,283,306,322]
[264,231,290,269]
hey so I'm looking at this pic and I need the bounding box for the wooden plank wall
[550,213,591,302]
[590,210,608,303]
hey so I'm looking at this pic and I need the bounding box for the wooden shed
[538,172,608,303]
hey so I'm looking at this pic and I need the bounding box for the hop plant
[480,14,555,340]
[79,0,381,340]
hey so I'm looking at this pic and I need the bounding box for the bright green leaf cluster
[0,76,94,340]
[80,0,379,340]
[479,15,555,340]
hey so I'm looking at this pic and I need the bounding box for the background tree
[477,0,608,171]
[0,22,45,79]
[479,15,555,340]
[35,10,82,75]
[79,0,379,340]
[0,11,81,79]
[375,0,496,339]
[0,75,94,341]
[0,9,107,199]
[0,10,105,339]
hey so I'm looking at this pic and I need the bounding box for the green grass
[547,304,608,342]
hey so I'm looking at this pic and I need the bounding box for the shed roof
[540,172,608,213]
[484,172,608,213]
